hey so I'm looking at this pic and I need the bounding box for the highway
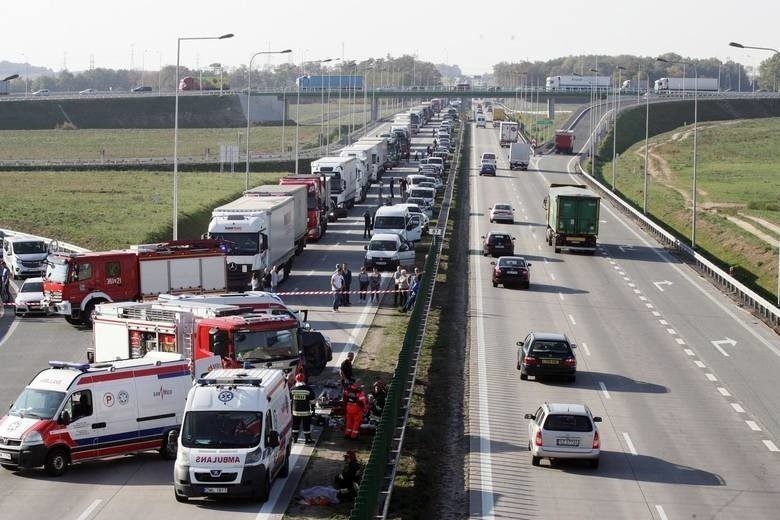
[467,110,780,518]
[0,118,431,519]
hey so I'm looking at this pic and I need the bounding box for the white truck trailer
[310,156,360,217]
[508,142,532,170]
[654,77,719,93]
[499,121,519,148]
[208,195,297,290]
[243,184,308,255]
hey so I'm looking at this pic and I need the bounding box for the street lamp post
[589,68,598,172]
[246,49,292,190]
[730,41,780,303]
[658,57,698,249]
[643,70,651,214]
[173,32,233,241]
[611,65,626,191]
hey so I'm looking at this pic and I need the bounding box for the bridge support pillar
[547,98,555,120]
[371,97,379,122]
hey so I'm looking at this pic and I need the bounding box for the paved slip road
[0,114,437,519]
[468,114,780,519]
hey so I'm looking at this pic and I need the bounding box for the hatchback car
[491,256,530,288]
[525,403,601,468]
[131,85,152,92]
[516,332,577,381]
[479,163,496,176]
[14,277,47,316]
[482,231,514,257]
[489,203,514,223]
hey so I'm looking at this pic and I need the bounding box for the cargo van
[173,368,292,502]
[372,205,424,243]
[0,352,190,476]
[3,235,50,279]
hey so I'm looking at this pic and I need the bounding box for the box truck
[244,185,308,255]
[544,184,600,254]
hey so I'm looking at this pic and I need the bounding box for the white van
[173,368,292,502]
[3,235,50,278]
[372,205,424,243]
[406,174,442,192]
[0,352,190,476]
[364,233,415,271]
[408,186,436,207]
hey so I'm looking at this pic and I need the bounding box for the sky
[3,0,779,76]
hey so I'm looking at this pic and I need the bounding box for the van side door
[62,389,101,462]
[405,215,423,242]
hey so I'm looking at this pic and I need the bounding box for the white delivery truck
[337,146,370,200]
[173,368,292,503]
[341,141,382,184]
[372,205,424,243]
[310,156,360,217]
[356,136,390,176]
[208,196,297,290]
[0,352,190,476]
[499,121,519,148]
[243,184,308,255]
[508,142,532,171]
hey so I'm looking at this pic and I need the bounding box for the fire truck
[43,240,229,328]
[89,299,332,378]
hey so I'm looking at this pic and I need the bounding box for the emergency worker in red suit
[343,380,368,439]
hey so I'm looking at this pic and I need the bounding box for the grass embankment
[0,170,283,250]
[600,117,780,300]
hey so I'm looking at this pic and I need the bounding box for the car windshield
[21,281,43,293]
[483,154,496,160]
[494,204,511,211]
[14,241,47,254]
[369,240,398,252]
[10,388,65,420]
[489,235,510,245]
[374,216,405,230]
[498,257,525,267]
[544,414,593,432]
[410,189,433,199]
[234,327,299,362]
[530,341,571,354]
[181,410,262,449]
[45,258,69,283]
[208,232,259,255]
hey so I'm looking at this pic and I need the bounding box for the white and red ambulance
[0,352,191,476]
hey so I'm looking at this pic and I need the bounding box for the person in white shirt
[270,265,279,293]
[331,265,344,312]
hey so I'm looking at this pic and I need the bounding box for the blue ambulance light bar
[49,361,91,372]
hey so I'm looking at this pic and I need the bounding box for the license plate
[0,452,11,460]
[556,438,579,447]
[375,261,386,265]
[493,245,503,248]
[506,270,518,275]
[569,238,584,242]
[541,359,559,364]
[203,487,228,494]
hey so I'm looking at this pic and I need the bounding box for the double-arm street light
[294,57,332,174]
[173,32,233,240]
[731,41,780,304]
[657,57,698,249]
[245,48,292,190]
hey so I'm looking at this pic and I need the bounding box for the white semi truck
[654,77,719,93]
[499,121,519,148]
[310,156,360,218]
[243,184,308,255]
[208,195,297,290]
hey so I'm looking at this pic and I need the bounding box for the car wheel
[255,470,271,502]
[532,455,541,466]
[520,372,528,381]
[589,458,599,469]
[159,431,177,460]
[492,281,498,288]
[64,315,82,326]
[44,448,69,477]
[554,247,561,253]
[524,282,530,290]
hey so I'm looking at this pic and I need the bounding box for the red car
[491,256,531,289]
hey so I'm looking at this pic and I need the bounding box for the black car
[482,231,514,257]
[491,256,530,288]
[479,163,496,176]
[131,85,152,92]
[517,332,577,382]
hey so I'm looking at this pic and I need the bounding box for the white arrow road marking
[653,280,673,292]
[618,245,636,252]
[76,500,103,520]
[712,338,737,357]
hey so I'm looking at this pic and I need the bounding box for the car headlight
[245,444,264,464]
[21,430,43,447]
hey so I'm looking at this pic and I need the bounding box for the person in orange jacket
[343,380,368,439]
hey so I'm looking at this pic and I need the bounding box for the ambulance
[0,352,191,476]
[173,368,292,503]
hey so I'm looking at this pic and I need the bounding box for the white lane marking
[633,289,642,294]
[599,382,611,399]
[746,421,761,431]
[705,373,718,381]
[568,314,577,325]
[613,266,621,270]
[622,432,638,455]
[684,349,695,356]
[717,387,732,397]
[76,500,103,520]
[306,269,315,276]
[639,296,648,301]
[763,440,780,452]
[652,311,662,317]
[537,244,541,251]
[711,341,731,357]
[543,257,549,264]
[675,338,686,345]
[659,319,669,326]
[609,260,616,265]
[581,342,591,356]
[550,273,556,281]
[666,328,677,335]
[623,276,631,281]
[731,403,746,413]
[646,303,654,309]
[558,292,565,301]
[627,282,636,287]
[655,505,669,520]
[694,360,706,368]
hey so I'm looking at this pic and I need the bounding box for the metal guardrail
[573,160,780,328]
[0,228,89,255]
[350,115,464,520]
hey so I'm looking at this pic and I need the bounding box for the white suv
[525,403,601,469]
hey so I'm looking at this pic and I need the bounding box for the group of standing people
[331,264,383,311]
[250,265,279,293]
[393,266,423,312]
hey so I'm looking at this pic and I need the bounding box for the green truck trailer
[544,184,600,254]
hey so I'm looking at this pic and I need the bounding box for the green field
[600,117,780,300]
[0,170,283,250]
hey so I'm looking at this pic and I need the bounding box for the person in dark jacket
[290,373,316,443]
[363,209,372,239]
[341,263,352,305]
[389,177,395,199]
[334,450,362,500]
[370,380,387,418]
[340,352,354,389]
